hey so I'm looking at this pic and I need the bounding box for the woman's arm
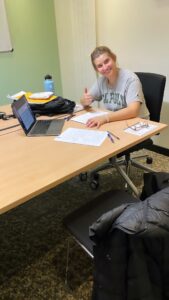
[86,101,141,128]
[81,80,102,108]
[107,101,141,122]
[80,88,94,107]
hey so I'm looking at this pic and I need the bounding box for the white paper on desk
[74,103,84,112]
[124,124,157,136]
[29,92,54,99]
[55,128,107,146]
[7,91,26,100]
[71,111,108,124]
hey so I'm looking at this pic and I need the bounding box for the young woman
[81,46,149,128]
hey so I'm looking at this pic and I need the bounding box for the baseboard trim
[147,145,169,156]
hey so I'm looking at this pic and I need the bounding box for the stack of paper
[29,92,54,99]
[55,128,107,146]
[7,91,56,105]
[7,91,26,100]
[71,111,108,124]
[124,124,157,136]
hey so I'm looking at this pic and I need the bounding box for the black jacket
[89,187,169,300]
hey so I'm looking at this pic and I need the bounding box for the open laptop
[12,95,65,136]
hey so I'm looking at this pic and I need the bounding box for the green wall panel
[0,0,62,104]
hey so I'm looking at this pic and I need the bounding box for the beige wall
[54,0,96,102]
[55,0,169,148]
[96,0,169,148]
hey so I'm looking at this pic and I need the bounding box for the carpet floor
[0,150,169,300]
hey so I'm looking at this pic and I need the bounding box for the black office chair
[63,190,139,284]
[87,72,166,197]
[64,185,169,296]
[63,189,138,258]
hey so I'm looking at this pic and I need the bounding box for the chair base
[89,155,156,197]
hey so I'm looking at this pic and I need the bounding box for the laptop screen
[12,96,36,134]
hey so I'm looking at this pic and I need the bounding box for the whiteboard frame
[0,0,12,52]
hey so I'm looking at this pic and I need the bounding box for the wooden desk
[0,104,167,214]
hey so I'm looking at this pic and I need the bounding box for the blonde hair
[91,46,117,70]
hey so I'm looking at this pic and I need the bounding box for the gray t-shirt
[89,69,149,118]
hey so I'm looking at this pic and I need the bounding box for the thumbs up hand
[80,88,94,107]
[84,87,88,94]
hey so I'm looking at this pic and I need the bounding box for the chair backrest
[135,72,166,122]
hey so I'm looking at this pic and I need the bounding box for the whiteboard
[0,0,12,52]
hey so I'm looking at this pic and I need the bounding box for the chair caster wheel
[146,156,153,164]
[79,172,88,181]
[92,173,100,181]
[90,179,99,190]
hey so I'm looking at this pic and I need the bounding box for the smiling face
[93,52,118,84]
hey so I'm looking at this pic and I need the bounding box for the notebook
[12,95,65,136]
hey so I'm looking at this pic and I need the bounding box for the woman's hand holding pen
[80,88,93,107]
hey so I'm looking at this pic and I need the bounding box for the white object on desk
[124,123,157,136]
[71,111,108,124]
[55,127,107,146]
[29,92,54,99]
[74,103,84,112]
[7,91,26,100]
